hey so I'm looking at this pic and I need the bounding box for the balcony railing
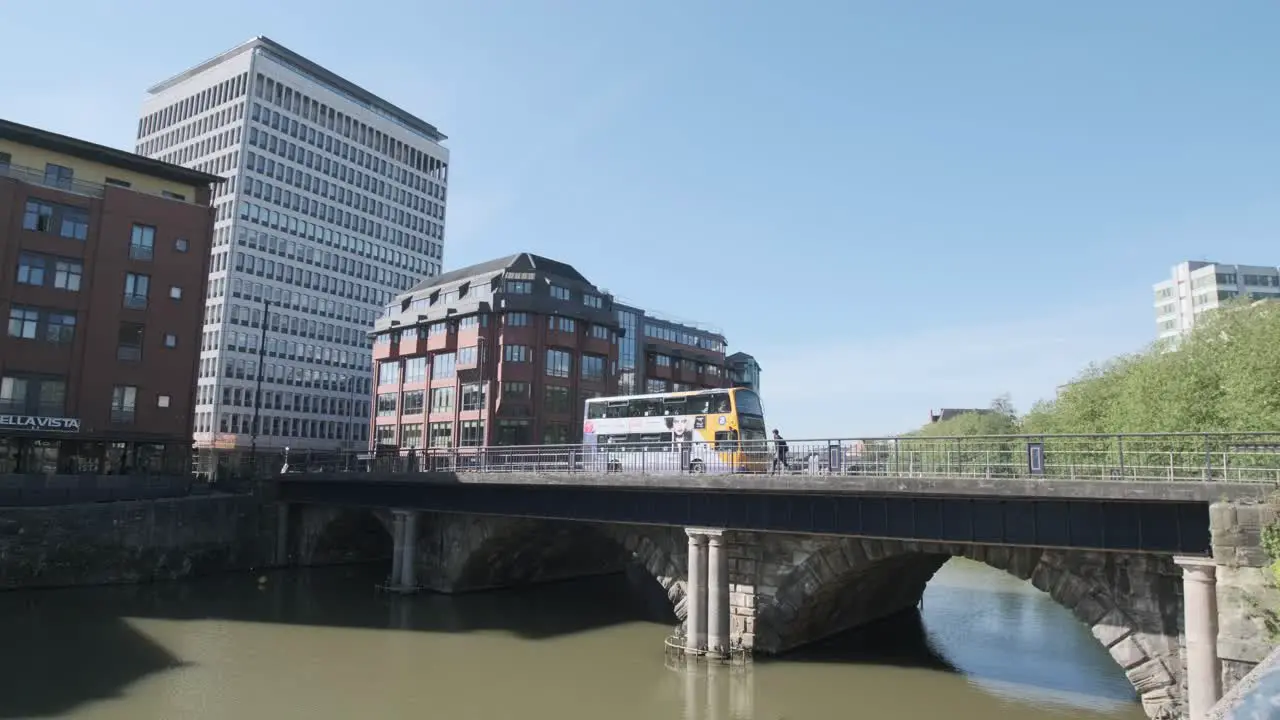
[129,244,154,261]
[117,345,142,362]
[122,294,148,310]
[109,408,136,424]
[0,162,204,205]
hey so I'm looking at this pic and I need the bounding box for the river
[0,558,1144,719]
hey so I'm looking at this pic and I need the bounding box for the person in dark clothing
[772,429,789,474]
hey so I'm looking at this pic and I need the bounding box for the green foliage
[903,299,1280,481]
[918,298,1280,437]
[1257,513,1280,640]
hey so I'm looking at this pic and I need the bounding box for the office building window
[581,354,606,381]
[129,224,156,260]
[117,323,144,361]
[110,385,138,424]
[546,348,572,378]
[430,387,454,413]
[429,422,452,448]
[460,420,484,446]
[544,385,571,413]
[123,273,150,309]
[402,390,425,415]
[376,393,397,417]
[400,423,423,449]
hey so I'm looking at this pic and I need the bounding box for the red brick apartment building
[0,119,221,474]
[370,253,732,450]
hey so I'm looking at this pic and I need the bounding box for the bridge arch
[755,539,1182,719]
[298,506,394,565]
[448,519,687,618]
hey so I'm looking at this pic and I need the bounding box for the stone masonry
[1210,501,1280,692]
[0,495,277,590]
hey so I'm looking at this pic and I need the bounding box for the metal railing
[278,432,1280,483]
[0,162,202,205]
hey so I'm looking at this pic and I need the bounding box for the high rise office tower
[135,37,449,454]
[1153,260,1280,340]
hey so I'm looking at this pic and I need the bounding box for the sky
[2,1,1279,438]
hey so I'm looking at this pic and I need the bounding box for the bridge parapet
[283,432,1280,485]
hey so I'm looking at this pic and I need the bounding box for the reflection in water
[0,558,1145,719]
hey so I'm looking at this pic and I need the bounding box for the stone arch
[297,505,394,566]
[756,539,1182,719]
[441,518,686,618]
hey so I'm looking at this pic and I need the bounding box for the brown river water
[0,558,1144,719]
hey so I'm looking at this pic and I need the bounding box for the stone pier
[680,528,731,658]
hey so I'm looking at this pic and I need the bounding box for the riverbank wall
[0,493,281,590]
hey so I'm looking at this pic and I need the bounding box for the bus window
[687,396,711,414]
[629,399,660,417]
[587,402,606,419]
[638,433,669,451]
[605,402,628,419]
[662,398,687,416]
[714,430,739,451]
[732,390,764,417]
[708,392,731,414]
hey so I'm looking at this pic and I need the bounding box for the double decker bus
[582,387,768,474]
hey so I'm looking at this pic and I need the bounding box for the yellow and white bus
[582,387,768,474]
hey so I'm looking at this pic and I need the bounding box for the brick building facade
[0,118,220,474]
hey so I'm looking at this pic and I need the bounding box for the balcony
[122,294,148,311]
[110,408,136,424]
[129,244,154,261]
[0,162,203,205]
[117,344,142,362]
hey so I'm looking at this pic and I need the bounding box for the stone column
[390,511,405,587]
[1176,556,1222,720]
[707,531,729,658]
[399,511,418,591]
[686,529,708,653]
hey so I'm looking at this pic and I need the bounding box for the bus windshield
[733,389,764,417]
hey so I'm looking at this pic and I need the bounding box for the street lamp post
[344,372,358,471]
[476,334,488,467]
[249,297,270,477]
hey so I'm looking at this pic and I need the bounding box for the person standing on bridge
[771,429,789,474]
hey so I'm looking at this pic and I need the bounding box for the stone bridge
[277,501,1280,720]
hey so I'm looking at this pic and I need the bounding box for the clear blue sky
[3,1,1279,438]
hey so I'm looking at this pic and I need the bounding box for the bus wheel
[608,460,622,473]
[689,459,705,473]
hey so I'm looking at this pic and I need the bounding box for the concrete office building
[135,36,450,453]
[1154,260,1280,340]
[0,118,220,473]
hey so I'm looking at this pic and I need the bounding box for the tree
[906,298,1280,479]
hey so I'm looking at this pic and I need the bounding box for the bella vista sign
[0,415,81,432]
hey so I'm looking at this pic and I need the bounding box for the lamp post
[344,372,358,471]
[249,297,270,477]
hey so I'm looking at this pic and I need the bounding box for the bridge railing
[281,432,1280,483]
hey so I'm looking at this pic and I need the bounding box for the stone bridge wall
[293,499,1280,720]
[1210,502,1280,691]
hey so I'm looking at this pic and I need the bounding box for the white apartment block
[1153,261,1280,340]
[135,36,449,451]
